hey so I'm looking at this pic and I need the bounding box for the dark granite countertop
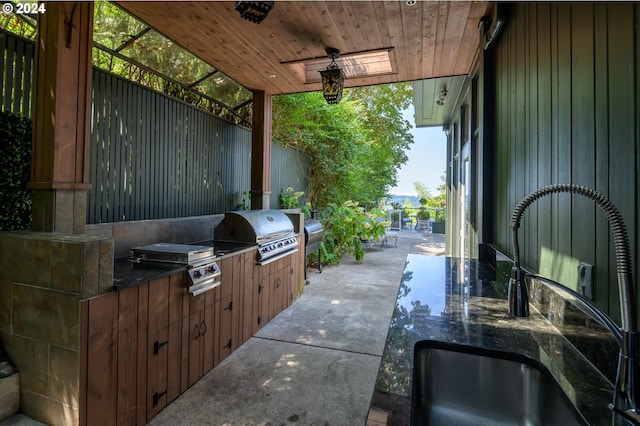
[112,241,257,291]
[372,254,615,425]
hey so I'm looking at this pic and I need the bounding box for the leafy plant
[318,200,387,263]
[278,187,305,209]
[416,209,431,220]
[0,111,32,231]
[237,190,251,210]
[272,83,414,210]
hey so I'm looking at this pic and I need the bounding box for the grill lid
[303,219,324,243]
[131,243,214,265]
[303,218,324,255]
[215,209,294,243]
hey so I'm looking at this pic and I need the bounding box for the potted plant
[416,209,430,221]
[390,211,400,229]
[432,209,446,234]
[416,208,430,231]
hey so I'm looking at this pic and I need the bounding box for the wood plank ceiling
[117,1,493,96]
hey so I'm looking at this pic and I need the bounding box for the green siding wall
[489,2,639,325]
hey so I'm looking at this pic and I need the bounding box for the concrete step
[0,373,19,422]
[0,413,46,426]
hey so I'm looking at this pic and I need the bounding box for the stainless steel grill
[303,218,324,277]
[131,243,221,296]
[214,209,298,265]
[303,219,324,255]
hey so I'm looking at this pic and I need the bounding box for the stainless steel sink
[411,340,587,425]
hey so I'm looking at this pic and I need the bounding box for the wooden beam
[250,90,272,210]
[28,2,94,233]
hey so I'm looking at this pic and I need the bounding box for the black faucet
[509,183,639,425]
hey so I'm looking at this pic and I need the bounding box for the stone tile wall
[0,231,113,425]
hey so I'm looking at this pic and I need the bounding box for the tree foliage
[318,201,387,264]
[272,83,414,209]
[413,174,447,209]
[91,1,252,125]
[0,111,32,231]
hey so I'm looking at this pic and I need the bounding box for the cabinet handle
[153,340,168,355]
[223,338,232,349]
[258,284,264,293]
[153,390,167,406]
[200,320,207,336]
[194,323,201,339]
[224,301,233,311]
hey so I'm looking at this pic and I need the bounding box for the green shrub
[0,111,32,231]
[318,200,386,263]
[278,186,304,209]
[416,209,430,220]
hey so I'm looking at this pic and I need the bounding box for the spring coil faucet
[509,184,639,424]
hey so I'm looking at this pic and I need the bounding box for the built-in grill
[214,209,298,265]
[303,218,324,273]
[131,243,221,296]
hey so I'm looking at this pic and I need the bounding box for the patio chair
[383,230,398,247]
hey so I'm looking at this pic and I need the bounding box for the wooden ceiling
[117,1,493,96]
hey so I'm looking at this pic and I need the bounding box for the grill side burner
[215,209,299,264]
[131,243,221,295]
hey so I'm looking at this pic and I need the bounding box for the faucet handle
[508,267,529,317]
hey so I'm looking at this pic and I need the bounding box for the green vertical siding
[489,2,639,325]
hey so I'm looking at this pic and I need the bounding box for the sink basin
[411,340,587,426]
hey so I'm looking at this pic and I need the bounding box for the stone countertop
[372,254,615,425]
[112,241,257,291]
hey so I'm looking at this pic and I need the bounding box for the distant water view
[387,195,421,207]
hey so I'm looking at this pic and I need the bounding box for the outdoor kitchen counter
[112,241,256,291]
[371,254,614,425]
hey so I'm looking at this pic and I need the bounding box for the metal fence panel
[1,29,309,224]
[1,29,33,116]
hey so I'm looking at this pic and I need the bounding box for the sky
[389,106,447,196]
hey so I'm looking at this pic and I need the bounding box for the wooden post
[250,90,272,210]
[28,2,93,234]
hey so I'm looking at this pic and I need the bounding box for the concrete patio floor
[1,227,445,426]
[148,227,444,426]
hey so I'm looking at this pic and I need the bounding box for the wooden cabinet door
[260,266,272,327]
[116,285,140,426]
[201,293,216,374]
[187,292,206,387]
[218,256,233,301]
[231,253,243,351]
[253,263,264,332]
[187,309,203,387]
[241,251,256,342]
[168,273,187,404]
[286,262,295,308]
[82,291,118,426]
[147,277,170,421]
[166,320,183,404]
[218,296,233,362]
[272,267,284,318]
